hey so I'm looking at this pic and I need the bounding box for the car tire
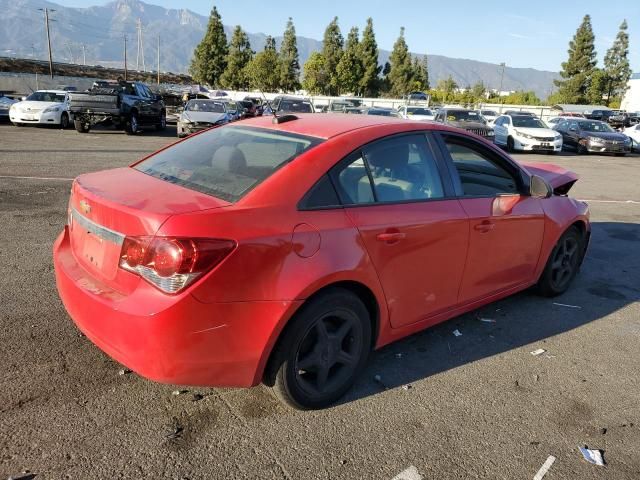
[12,122,24,127]
[74,119,90,133]
[60,112,70,129]
[125,112,139,135]
[537,226,584,297]
[506,136,515,152]
[268,288,372,410]
[155,111,166,131]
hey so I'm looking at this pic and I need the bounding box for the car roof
[35,90,67,94]
[235,113,420,139]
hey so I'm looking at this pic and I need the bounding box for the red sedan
[54,114,590,409]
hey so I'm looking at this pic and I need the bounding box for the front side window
[135,126,321,202]
[442,135,520,197]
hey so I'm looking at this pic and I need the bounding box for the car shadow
[69,123,178,138]
[338,221,640,405]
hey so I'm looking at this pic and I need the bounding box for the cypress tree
[359,18,381,97]
[410,56,428,91]
[245,36,280,91]
[336,27,363,95]
[279,17,301,92]
[189,6,228,87]
[603,19,631,105]
[554,15,597,104]
[220,26,253,90]
[388,27,414,97]
[302,52,329,95]
[322,17,344,96]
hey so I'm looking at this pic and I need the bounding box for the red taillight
[119,236,235,293]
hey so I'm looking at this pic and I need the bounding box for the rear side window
[135,126,321,202]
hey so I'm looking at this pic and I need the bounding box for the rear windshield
[279,100,313,113]
[134,126,321,202]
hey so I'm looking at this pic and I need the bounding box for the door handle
[473,220,495,233]
[376,232,407,243]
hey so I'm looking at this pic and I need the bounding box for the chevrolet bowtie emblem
[79,199,91,215]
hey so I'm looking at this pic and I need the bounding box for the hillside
[0,0,559,96]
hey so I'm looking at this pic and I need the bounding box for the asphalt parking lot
[0,123,638,480]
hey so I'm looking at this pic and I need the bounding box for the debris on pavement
[579,447,605,466]
[530,348,546,356]
[166,425,184,440]
[391,465,423,480]
[600,428,607,435]
[533,455,556,480]
[192,393,204,402]
[452,329,462,337]
[402,384,413,390]
[118,368,132,376]
[395,353,403,358]
[553,302,582,309]
[478,317,496,323]
[373,374,389,390]
[7,472,36,480]
[172,389,188,396]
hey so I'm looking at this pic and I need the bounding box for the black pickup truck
[68,81,166,134]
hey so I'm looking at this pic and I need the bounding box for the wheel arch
[260,280,381,387]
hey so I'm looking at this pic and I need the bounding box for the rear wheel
[12,122,24,127]
[269,289,372,409]
[74,119,90,133]
[125,112,139,135]
[537,226,584,297]
[60,112,70,129]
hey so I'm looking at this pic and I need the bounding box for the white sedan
[623,124,640,151]
[493,114,563,153]
[9,90,72,128]
[397,106,435,121]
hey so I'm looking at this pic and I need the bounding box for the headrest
[366,142,409,170]
[212,145,247,173]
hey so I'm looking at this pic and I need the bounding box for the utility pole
[65,43,74,64]
[38,8,55,78]
[82,44,86,66]
[157,35,160,85]
[30,44,36,58]
[124,35,128,81]
[136,18,145,71]
[499,62,506,112]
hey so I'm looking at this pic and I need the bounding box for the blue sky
[53,0,639,72]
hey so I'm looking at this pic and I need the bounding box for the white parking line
[533,455,556,480]
[391,466,423,480]
[0,175,74,181]
[580,199,640,205]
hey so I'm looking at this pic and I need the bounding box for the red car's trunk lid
[69,167,229,285]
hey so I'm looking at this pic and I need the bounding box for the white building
[621,73,640,112]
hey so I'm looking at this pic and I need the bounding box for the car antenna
[257,89,297,124]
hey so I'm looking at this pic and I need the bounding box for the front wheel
[537,226,584,297]
[577,139,589,154]
[60,112,70,129]
[268,289,372,409]
[155,112,167,131]
[506,136,515,152]
[125,112,139,135]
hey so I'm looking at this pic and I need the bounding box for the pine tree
[302,52,329,95]
[279,17,301,92]
[220,26,253,90]
[245,36,280,91]
[322,17,344,96]
[603,19,631,105]
[410,56,428,91]
[189,6,228,87]
[587,68,607,104]
[380,61,391,94]
[554,15,597,104]
[359,18,381,97]
[421,55,430,90]
[336,27,363,95]
[388,27,414,97]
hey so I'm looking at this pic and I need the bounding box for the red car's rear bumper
[53,227,299,387]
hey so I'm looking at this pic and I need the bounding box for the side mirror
[529,174,552,199]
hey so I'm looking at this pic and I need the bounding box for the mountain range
[0,0,559,97]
